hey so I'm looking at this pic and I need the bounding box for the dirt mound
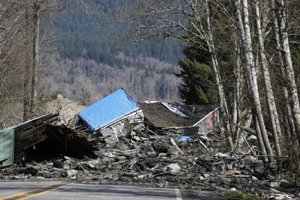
[43,94,86,125]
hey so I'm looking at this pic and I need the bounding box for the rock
[252,161,265,178]
[270,181,280,188]
[215,152,229,158]
[61,170,78,178]
[250,188,263,196]
[220,177,232,185]
[279,179,291,187]
[53,159,76,169]
[137,174,148,179]
[164,163,181,173]
[53,160,64,168]
[133,124,144,131]
[42,172,53,178]
[202,173,210,179]
[116,143,130,151]
[244,155,257,162]
[102,128,118,144]
[63,160,75,169]
[133,136,142,141]
[178,141,188,150]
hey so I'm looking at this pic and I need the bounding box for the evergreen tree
[175,44,218,105]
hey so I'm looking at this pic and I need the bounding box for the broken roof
[139,102,215,128]
[78,88,141,131]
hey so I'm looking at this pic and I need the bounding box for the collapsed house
[76,89,220,142]
[139,102,220,135]
[0,88,221,168]
[77,88,143,144]
[0,114,96,168]
[0,114,58,167]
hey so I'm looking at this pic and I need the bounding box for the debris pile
[1,126,299,199]
[42,94,86,126]
[0,88,299,199]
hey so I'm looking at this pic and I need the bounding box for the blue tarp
[178,136,192,143]
[78,88,141,131]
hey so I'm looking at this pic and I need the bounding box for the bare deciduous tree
[0,1,26,127]
[274,0,300,137]
[252,0,281,157]
[23,0,32,122]
[120,0,234,148]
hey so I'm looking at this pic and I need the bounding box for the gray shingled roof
[139,103,215,128]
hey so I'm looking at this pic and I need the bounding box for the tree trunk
[205,0,233,149]
[253,113,268,161]
[234,0,273,162]
[241,0,274,163]
[30,0,40,117]
[275,0,300,137]
[233,40,248,150]
[270,0,295,138]
[232,42,241,136]
[23,0,31,122]
[252,0,281,157]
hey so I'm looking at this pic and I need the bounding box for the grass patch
[226,190,261,200]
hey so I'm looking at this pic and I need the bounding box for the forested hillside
[39,53,181,106]
[38,0,183,104]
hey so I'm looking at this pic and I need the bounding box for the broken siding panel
[193,108,220,134]
[101,110,144,144]
[0,128,14,166]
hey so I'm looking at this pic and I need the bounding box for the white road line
[175,189,183,200]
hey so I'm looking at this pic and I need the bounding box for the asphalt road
[0,181,220,200]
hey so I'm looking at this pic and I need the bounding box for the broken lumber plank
[198,138,210,152]
[170,137,184,155]
[15,113,58,133]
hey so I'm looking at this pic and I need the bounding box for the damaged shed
[77,88,143,143]
[0,114,97,168]
[0,114,58,167]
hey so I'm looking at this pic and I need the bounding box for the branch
[232,123,256,135]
